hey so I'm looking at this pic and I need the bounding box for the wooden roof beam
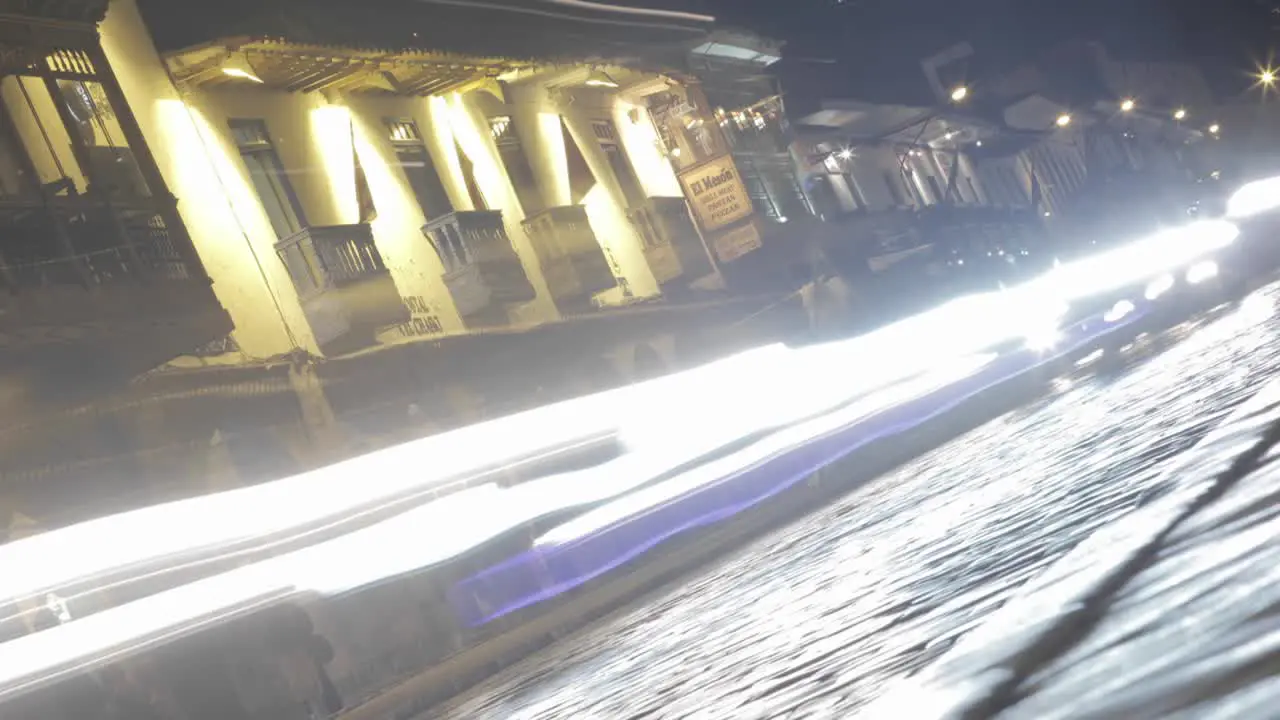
[283,62,349,92]
[296,63,367,93]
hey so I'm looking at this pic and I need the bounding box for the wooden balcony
[275,224,406,352]
[0,195,231,405]
[423,210,535,322]
[628,196,713,284]
[521,206,616,305]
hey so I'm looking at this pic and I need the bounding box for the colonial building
[3,0,806,529]
[107,0,801,359]
[0,0,230,415]
[781,38,1221,308]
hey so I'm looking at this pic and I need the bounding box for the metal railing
[0,195,189,293]
[275,224,388,300]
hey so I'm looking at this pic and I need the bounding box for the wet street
[430,284,1280,720]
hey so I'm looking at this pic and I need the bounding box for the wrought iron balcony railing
[627,196,713,284]
[0,195,191,293]
[521,205,615,304]
[422,210,535,320]
[276,224,406,350]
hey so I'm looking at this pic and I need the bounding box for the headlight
[1227,176,1280,219]
[1144,273,1175,300]
[1186,260,1218,284]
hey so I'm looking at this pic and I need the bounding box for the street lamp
[1261,69,1277,87]
[1055,113,1072,127]
[1120,98,1135,112]
[1174,108,1187,121]
[950,85,969,102]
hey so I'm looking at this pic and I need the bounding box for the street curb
[862,376,1280,719]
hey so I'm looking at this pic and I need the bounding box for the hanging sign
[677,154,753,232]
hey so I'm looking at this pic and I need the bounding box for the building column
[559,106,660,300]
[288,360,349,466]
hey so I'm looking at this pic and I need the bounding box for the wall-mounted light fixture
[585,69,619,88]
[221,52,263,83]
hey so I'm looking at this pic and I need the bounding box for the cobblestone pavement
[429,286,1280,720]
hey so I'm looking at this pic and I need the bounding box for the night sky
[633,0,1275,96]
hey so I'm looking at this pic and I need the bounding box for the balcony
[521,206,616,305]
[0,195,231,405]
[275,224,406,352]
[628,197,714,284]
[423,210,535,323]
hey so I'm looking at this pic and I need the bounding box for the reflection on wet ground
[429,286,1280,720]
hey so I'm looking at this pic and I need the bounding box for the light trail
[0,211,1251,702]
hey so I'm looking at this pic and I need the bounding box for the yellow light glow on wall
[538,111,571,207]
[101,0,320,357]
[426,95,473,211]
[345,103,465,334]
[582,181,658,302]
[613,99,681,197]
[311,104,359,226]
[156,99,318,354]
[447,93,509,214]
[448,92,559,320]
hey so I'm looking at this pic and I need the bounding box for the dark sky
[637,0,1273,95]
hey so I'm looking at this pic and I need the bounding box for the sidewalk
[865,374,1280,719]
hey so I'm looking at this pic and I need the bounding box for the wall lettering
[397,295,445,337]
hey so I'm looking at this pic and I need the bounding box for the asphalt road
[428,283,1280,720]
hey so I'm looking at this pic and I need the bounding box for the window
[386,118,453,219]
[737,156,777,218]
[489,115,543,215]
[0,104,32,197]
[644,90,727,172]
[592,119,645,208]
[55,79,148,198]
[229,119,306,239]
